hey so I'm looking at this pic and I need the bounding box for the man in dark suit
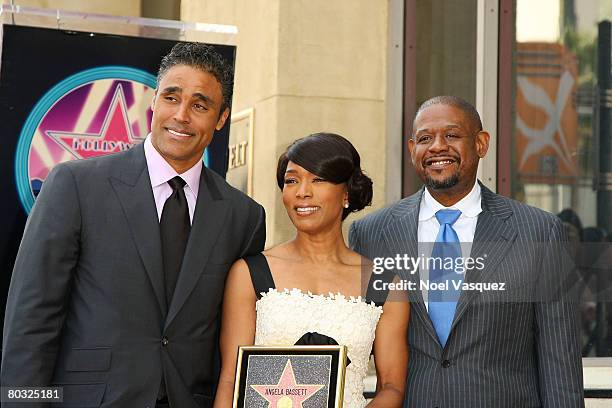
[1,43,265,408]
[350,96,583,407]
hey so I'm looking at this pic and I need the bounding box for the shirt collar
[419,180,482,221]
[144,135,202,197]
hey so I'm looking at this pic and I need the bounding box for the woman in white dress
[213,133,409,408]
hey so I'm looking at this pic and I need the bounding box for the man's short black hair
[413,95,483,136]
[157,42,234,111]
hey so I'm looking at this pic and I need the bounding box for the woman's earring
[344,202,349,209]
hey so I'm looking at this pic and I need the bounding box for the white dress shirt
[417,181,482,308]
[143,136,201,224]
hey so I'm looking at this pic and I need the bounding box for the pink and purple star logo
[47,84,144,160]
[16,66,156,212]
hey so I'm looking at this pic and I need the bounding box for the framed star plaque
[233,345,347,408]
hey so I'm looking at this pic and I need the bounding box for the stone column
[182,0,390,246]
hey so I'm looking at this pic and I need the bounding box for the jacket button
[441,359,451,368]
[161,336,169,347]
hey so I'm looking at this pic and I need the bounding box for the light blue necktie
[428,209,462,347]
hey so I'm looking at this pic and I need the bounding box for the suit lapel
[382,188,439,344]
[450,183,517,330]
[165,167,229,330]
[109,144,166,316]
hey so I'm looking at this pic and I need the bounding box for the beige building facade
[182,0,398,246]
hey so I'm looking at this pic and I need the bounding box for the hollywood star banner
[0,24,236,328]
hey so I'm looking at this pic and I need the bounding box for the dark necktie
[428,209,462,347]
[160,176,191,306]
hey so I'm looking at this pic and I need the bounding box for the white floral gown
[244,254,384,408]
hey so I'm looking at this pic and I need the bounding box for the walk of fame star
[47,84,144,160]
[250,360,324,408]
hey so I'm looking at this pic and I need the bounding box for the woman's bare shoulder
[263,242,295,261]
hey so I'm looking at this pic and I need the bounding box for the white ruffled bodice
[254,288,383,408]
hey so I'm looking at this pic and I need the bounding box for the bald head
[413,96,483,136]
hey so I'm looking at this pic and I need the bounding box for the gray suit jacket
[1,143,266,407]
[349,182,583,408]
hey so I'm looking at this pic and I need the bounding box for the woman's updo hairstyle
[276,132,373,220]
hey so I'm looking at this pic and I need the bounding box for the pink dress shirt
[143,136,202,224]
